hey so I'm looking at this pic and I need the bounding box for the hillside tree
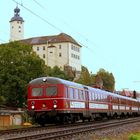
[0,41,48,107]
[96,68,115,92]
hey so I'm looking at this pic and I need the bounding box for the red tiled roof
[121,90,133,97]
[21,33,82,47]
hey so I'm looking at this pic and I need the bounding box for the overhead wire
[11,0,110,65]
[12,0,63,33]
[32,0,46,10]
[31,0,98,52]
[12,0,98,53]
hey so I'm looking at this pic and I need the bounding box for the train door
[85,90,89,117]
[108,95,113,111]
[118,98,121,115]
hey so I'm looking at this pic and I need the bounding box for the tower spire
[10,6,24,22]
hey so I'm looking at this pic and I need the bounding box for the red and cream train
[27,77,140,126]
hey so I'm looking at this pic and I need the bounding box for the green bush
[129,134,140,140]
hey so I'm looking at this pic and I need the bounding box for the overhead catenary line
[12,0,63,33]
[32,0,89,41]
[31,0,98,51]
[32,0,46,10]
[13,0,97,53]
[11,0,104,57]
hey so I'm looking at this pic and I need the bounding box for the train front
[27,77,62,126]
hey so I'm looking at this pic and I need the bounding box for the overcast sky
[1,0,140,91]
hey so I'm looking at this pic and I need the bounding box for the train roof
[86,86,138,102]
[29,77,139,102]
[29,77,84,89]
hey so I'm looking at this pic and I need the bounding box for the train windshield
[46,86,57,96]
[31,88,43,96]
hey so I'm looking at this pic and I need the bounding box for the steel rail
[1,117,140,140]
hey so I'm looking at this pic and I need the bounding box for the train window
[88,92,92,100]
[100,93,103,101]
[101,94,105,101]
[121,99,125,105]
[98,94,100,101]
[69,88,74,99]
[114,97,118,104]
[79,90,85,100]
[92,92,95,100]
[75,89,79,99]
[97,93,99,100]
[104,94,108,102]
[103,94,106,100]
[102,94,105,100]
[95,93,98,101]
[32,88,43,96]
[46,86,57,96]
[65,87,68,98]
[112,97,115,103]
[82,91,85,100]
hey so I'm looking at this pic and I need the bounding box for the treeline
[75,66,115,92]
[0,42,115,108]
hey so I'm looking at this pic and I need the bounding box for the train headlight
[53,100,57,109]
[31,105,35,109]
[53,104,57,108]
[43,78,47,82]
[31,101,35,110]
[42,103,46,108]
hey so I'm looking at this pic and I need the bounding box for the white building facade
[23,33,82,72]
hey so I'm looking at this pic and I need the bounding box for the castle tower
[10,6,24,41]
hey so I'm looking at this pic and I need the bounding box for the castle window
[43,54,45,58]
[78,48,80,52]
[59,53,62,57]
[71,53,74,58]
[71,45,73,50]
[59,45,61,49]
[43,46,45,50]
[76,47,78,52]
[37,47,39,51]
[19,26,21,28]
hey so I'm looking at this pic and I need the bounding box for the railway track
[0,117,140,140]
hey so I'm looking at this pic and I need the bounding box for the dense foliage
[75,66,92,85]
[129,134,140,140]
[75,67,115,92]
[0,42,48,107]
[97,68,115,92]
